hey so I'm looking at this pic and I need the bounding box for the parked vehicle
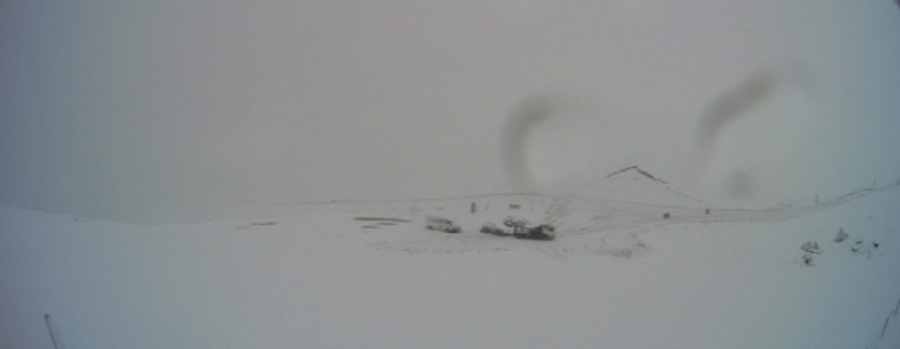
[425,216,461,233]
[513,222,556,241]
[480,223,510,237]
[482,217,555,241]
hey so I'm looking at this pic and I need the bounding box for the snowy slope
[2,1,898,348]
[3,181,898,349]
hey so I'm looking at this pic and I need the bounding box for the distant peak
[606,166,669,184]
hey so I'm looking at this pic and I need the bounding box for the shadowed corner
[684,64,817,196]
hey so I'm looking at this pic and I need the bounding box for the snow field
[1,184,898,349]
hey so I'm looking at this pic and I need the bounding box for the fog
[2,0,899,223]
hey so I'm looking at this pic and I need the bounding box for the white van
[425,216,461,233]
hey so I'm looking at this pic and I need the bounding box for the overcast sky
[1,0,899,223]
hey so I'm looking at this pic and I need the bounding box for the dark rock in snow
[802,254,815,266]
[834,228,849,243]
[801,241,821,254]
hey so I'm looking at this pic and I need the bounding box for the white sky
[1,0,899,223]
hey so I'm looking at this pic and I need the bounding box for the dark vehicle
[512,223,556,241]
[482,217,555,241]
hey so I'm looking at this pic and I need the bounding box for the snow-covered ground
[2,1,899,348]
[3,178,899,349]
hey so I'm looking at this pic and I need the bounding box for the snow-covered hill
[2,1,898,348]
[3,181,898,349]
